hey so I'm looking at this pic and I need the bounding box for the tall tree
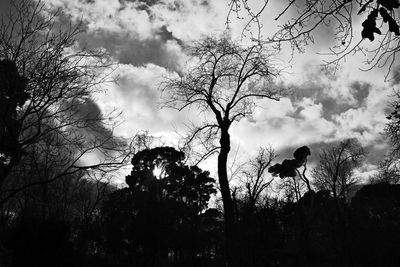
[161,36,284,266]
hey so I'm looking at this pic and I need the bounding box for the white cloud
[297,98,324,120]
[45,0,156,38]
[251,97,295,121]
[41,0,394,182]
[94,63,201,146]
[230,74,389,171]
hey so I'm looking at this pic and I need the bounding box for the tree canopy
[101,146,217,265]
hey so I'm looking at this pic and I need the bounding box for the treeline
[2,145,400,266]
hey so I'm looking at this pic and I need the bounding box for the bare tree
[241,146,276,211]
[312,139,365,201]
[161,35,285,266]
[374,89,400,185]
[386,89,400,154]
[369,156,400,184]
[227,0,400,78]
[0,0,129,192]
[277,174,306,202]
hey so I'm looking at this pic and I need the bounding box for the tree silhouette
[102,147,217,265]
[269,146,312,193]
[386,89,400,154]
[0,59,29,187]
[370,156,400,184]
[161,35,285,266]
[0,0,129,200]
[241,146,276,212]
[312,139,365,201]
[126,147,216,214]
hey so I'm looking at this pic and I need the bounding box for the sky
[36,0,399,184]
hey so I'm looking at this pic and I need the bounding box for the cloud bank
[42,0,395,182]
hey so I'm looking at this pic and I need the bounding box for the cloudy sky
[39,0,399,182]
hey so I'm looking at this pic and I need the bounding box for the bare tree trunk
[218,128,236,267]
[332,177,338,203]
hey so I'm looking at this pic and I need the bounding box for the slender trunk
[292,176,299,202]
[332,179,338,202]
[304,179,312,192]
[218,127,236,267]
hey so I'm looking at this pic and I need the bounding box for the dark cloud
[289,84,351,120]
[288,77,371,120]
[119,0,183,12]
[65,98,125,149]
[350,81,370,105]
[71,97,103,122]
[165,1,184,12]
[319,99,352,120]
[260,117,290,128]
[199,0,209,6]
[121,0,160,6]
[117,72,158,100]
[158,25,183,46]
[390,65,400,86]
[82,0,161,11]
[78,27,183,71]
[50,0,184,71]
[363,135,389,165]
[117,0,162,16]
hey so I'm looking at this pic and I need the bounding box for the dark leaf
[389,17,400,35]
[377,0,400,10]
[361,13,380,41]
[370,8,379,17]
[268,163,282,176]
[293,146,311,162]
[379,7,391,22]
[374,27,382,34]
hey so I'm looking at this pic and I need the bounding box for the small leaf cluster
[360,0,400,41]
[386,104,400,121]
